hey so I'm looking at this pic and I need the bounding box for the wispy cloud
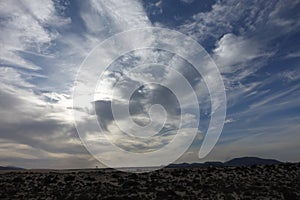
[0,0,153,168]
[157,0,300,162]
[0,0,299,168]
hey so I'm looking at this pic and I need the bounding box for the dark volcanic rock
[0,162,299,199]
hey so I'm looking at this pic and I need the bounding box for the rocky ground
[0,163,299,199]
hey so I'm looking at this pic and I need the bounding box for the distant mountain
[224,157,282,166]
[167,157,282,168]
[168,161,224,168]
[0,166,24,170]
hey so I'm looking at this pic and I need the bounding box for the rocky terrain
[0,163,299,199]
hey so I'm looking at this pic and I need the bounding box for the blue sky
[0,0,299,168]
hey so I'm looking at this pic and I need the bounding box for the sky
[0,0,299,169]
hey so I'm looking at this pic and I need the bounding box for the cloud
[153,0,300,163]
[285,51,300,59]
[0,0,154,168]
[0,0,69,69]
[1,0,207,168]
[178,0,299,41]
[282,70,300,82]
[224,118,235,124]
[175,0,298,80]
[79,0,151,36]
[213,34,264,71]
[180,0,194,4]
[1,0,299,168]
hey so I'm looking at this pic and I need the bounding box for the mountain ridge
[0,166,25,170]
[0,157,283,170]
[167,156,282,168]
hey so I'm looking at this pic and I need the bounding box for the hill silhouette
[167,156,282,168]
